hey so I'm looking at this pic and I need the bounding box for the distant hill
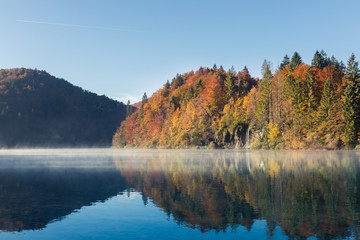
[0,68,126,147]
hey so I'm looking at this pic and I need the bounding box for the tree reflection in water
[0,150,359,240]
[0,156,127,232]
[113,150,360,239]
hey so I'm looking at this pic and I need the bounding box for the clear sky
[1,0,359,103]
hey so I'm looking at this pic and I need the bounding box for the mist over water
[0,149,359,239]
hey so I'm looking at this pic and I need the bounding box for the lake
[0,149,359,239]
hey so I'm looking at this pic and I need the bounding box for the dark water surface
[0,149,359,240]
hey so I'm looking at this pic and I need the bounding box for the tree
[173,74,184,88]
[342,53,360,148]
[318,78,334,122]
[330,56,342,72]
[185,86,195,103]
[126,100,133,117]
[311,50,325,69]
[280,55,290,69]
[305,68,317,111]
[289,52,302,72]
[142,92,148,105]
[320,50,331,67]
[229,65,236,75]
[139,92,148,117]
[165,80,170,90]
[224,70,236,100]
[291,76,306,118]
[271,71,283,126]
[256,60,272,137]
[311,50,331,69]
[212,64,218,71]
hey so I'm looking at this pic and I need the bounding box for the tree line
[113,51,360,149]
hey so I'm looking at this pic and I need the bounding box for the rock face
[0,68,126,147]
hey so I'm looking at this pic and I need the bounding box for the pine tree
[212,64,218,71]
[280,54,290,69]
[229,65,236,75]
[283,73,295,100]
[256,60,273,146]
[173,74,184,88]
[320,50,331,67]
[289,52,302,72]
[139,92,148,118]
[342,53,360,148]
[291,76,306,117]
[305,68,317,110]
[318,78,334,122]
[185,86,195,104]
[142,92,148,104]
[330,56,342,72]
[224,70,236,100]
[126,100,133,117]
[165,80,170,90]
[257,60,272,126]
[311,50,325,69]
[302,68,317,131]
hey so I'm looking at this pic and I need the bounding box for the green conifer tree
[318,78,334,122]
[305,68,317,110]
[165,80,170,90]
[212,64,218,71]
[173,74,184,88]
[126,100,133,117]
[291,76,307,117]
[289,52,302,72]
[342,53,360,148]
[142,92,148,104]
[257,60,272,127]
[224,70,236,100]
[280,55,290,69]
[311,50,325,69]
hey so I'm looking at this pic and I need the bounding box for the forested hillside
[0,68,126,147]
[113,51,360,149]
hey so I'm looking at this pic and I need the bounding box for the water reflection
[0,154,127,232]
[113,150,360,239]
[0,150,360,240]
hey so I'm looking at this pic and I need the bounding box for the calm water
[0,149,359,240]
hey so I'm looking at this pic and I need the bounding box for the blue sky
[1,0,359,103]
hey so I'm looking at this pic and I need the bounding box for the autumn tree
[237,66,256,97]
[113,52,356,149]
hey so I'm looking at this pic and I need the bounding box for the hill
[113,51,360,149]
[0,68,126,147]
